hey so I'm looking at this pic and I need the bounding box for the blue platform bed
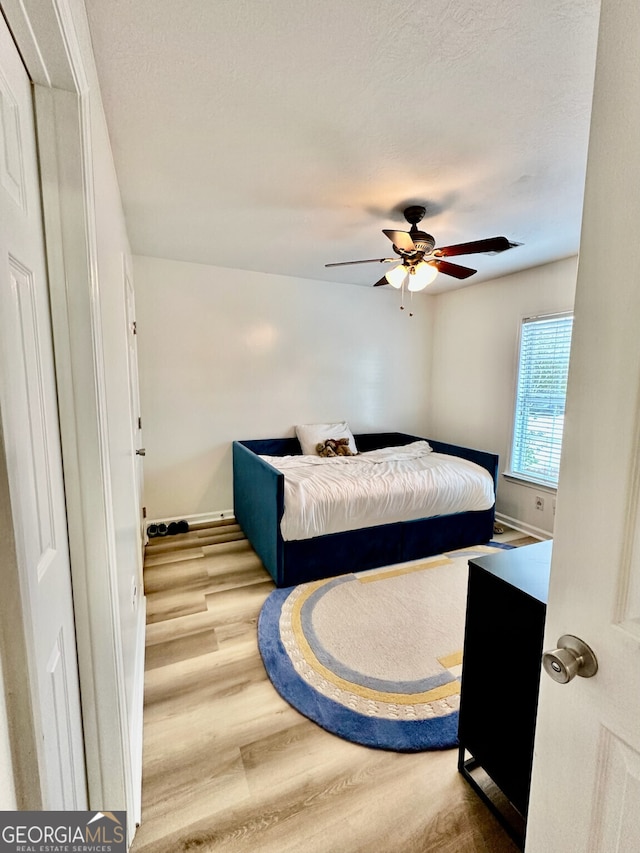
[232,432,499,588]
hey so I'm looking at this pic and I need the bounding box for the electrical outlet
[535,495,544,511]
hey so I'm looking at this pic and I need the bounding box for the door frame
[1,0,136,831]
[123,261,146,577]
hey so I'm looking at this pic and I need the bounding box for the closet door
[0,14,86,808]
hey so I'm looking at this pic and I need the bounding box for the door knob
[136,448,146,456]
[543,634,598,684]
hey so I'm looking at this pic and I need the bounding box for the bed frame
[232,432,499,588]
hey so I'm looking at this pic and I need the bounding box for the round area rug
[258,544,511,752]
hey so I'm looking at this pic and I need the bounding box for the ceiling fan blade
[373,275,389,287]
[325,258,395,268]
[434,236,514,257]
[382,229,416,252]
[428,259,477,279]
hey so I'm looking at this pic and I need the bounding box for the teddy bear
[316,438,356,457]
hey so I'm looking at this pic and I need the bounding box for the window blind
[510,313,573,486]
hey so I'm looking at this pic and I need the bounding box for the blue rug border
[257,541,514,752]
[258,588,459,752]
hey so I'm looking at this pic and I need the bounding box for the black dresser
[458,540,552,843]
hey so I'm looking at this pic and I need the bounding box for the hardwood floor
[131,521,538,853]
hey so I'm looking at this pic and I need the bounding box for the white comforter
[259,441,495,541]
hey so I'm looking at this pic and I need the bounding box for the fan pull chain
[399,284,416,316]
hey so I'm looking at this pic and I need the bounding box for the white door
[525,1,640,850]
[0,15,86,808]
[124,270,145,568]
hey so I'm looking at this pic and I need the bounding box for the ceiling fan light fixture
[407,262,438,291]
[385,264,408,289]
[325,206,519,288]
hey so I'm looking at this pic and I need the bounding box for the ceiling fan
[326,205,519,291]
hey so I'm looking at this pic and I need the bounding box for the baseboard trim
[495,512,552,541]
[146,509,235,528]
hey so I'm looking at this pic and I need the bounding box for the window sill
[502,472,558,494]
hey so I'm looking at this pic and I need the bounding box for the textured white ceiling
[84,0,601,293]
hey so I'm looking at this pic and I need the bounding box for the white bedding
[259,441,495,541]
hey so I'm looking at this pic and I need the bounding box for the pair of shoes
[167,520,190,535]
[147,520,190,538]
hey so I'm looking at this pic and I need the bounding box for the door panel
[0,63,26,209]
[0,13,86,809]
[589,729,640,852]
[46,631,80,809]
[9,257,56,564]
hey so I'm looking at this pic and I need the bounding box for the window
[509,312,574,487]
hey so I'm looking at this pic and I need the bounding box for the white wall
[134,255,434,519]
[135,254,578,533]
[429,256,578,535]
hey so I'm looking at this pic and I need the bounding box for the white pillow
[295,422,358,456]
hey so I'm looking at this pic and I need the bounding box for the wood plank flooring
[131,521,539,853]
